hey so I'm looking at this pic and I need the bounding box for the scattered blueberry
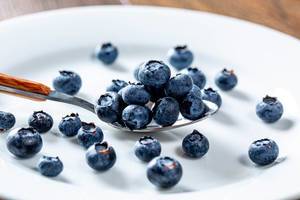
[152,97,180,126]
[95,92,124,123]
[180,88,206,120]
[106,79,128,93]
[77,122,104,149]
[168,45,193,70]
[248,138,279,166]
[183,67,206,89]
[38,155,63,177]
[86,142,117,171]
[58,113,82,137]
[256,96,283,123]
[53,70,82,95]
[95,42,118,64]
[0,111,15,131]
[147,156,183,188]
[138,60,171,89]
[28,111,53,134]
[134,136,161,162]
[182,130,209,158]
[6,127,43,158]
[122,105,152,130]
[215,68,238,91]
[121,83,150,105]
[165,73,193,99]
[202,88,222,108]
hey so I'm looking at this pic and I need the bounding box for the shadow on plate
[211,110,236,126]
[227,90,252,102]
[269,118,295,131]
[238,154,287,169]
[93,167,128,189]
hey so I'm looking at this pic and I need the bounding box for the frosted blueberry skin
[168,45,194,70]
[256,96,283,123]
[28,111,53,133]
[121,83,151,105]
[0,111,15,131]
[215,68,238,91]
[77,122,104,149]
[95,42,118,65]
[58,113,82,137]
[134,136,161,162]
[202,88,222,108]
[138,60,171,89]
[165,74,193,100]
[53,70,82,95]
[122,105,152,130]
[86,142,116,171]
[134,62,144,81]
[95,92,124,123]
[182,130,209,158]
[38,156,63,177]
[183,67,206,89]
[152,97,180,126]
[180,88,206,120]
[248,138,279,166]
[106,79,128,93]
[6,127,43,158]
[147,156,183,188]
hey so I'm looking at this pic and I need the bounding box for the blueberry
[122,105,152,130]
[202,88,222,108]
[38,156,63,177]
[95,92,124,123]
[28,111,53,134]
[180,88,206,120]
[53,70,82,95]
[134,63,143,81]
[77,122,104,149]
[248,138,279,166]
[138,60,171,89]
[215,68,238,91]
[121,83,150,105]
[6,127,43,158]
[168,45,194,70]
[182,130,209,158]
[152,97,180,126]
[106,79,128,93]
[145,85,166,102]
[86,142,116,171]
[95,42,118,64]
[165,74,193,99]
[182,67,206,89]
[134,136,161,162]
[188,84,202,98]
[256,96,283,123]
[147,156,183,188]
[58,113,82,137]
[0,111,15,131]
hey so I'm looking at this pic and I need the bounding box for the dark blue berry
[168,45,193,70]
[215,68,238,91]
[134,136,161,162]
[6,127,43,158]
[145,85,166,102]
[53,70,82,95]
[152,97,179,126]
[147,156,183,188]
[0,111,15,131]
[86,142,116,171]
[106,79,128,93]
[256,96,283,123]
[95,42,118,65]
[165,73,193,99]
[183,67,206,89]
[38,156,63,177]
[28,111,53,133]
[122,105,152,130]
[58,113,82,137]
[182,130,209,158]
[248,138,279,166]
[77,122,103,149]
[121,83,150,105]
[202,88,222,108]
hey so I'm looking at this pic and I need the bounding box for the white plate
[0,6,300,200]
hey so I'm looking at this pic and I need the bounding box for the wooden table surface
[0,0,299,39]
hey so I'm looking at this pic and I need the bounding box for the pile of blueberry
[0,43,284,189]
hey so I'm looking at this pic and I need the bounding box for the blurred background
[0,0,299,39]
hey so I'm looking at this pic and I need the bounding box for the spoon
[0,73,219,133]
